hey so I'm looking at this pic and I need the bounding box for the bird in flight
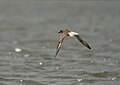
[55,29,91,57]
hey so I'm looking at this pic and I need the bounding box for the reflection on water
[0,1,120,85]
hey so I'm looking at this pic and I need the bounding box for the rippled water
[0,1,120,85]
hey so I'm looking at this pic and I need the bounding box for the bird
[55,29,91,57]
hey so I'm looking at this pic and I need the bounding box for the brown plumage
[55,29,91,57]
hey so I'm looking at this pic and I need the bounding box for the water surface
[0,1,120,85]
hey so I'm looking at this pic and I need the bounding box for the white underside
[58,43,61,48]
[68,32,79,37]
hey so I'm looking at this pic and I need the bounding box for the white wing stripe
[68,32,79,37]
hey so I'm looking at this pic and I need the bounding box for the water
[0,1,120,85]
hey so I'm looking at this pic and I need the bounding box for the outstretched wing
[55,33,67,57]
[75,35,91,49]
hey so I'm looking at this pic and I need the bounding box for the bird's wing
[75,35,91,49]
[55,33,67,57]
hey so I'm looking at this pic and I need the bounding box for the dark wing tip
[84,42,91,49]
[75,35,91,49]
[87,45,91,49]
[55,54,57,57]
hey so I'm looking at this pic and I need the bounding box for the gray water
[0,1,120,85]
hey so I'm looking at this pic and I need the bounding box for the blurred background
[0,1,120,85]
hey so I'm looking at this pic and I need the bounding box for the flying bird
[55,29,91,57]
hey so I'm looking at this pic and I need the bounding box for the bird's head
[58,30,63,33]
